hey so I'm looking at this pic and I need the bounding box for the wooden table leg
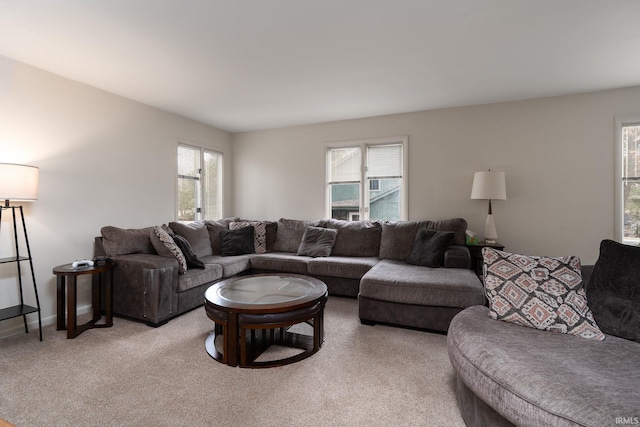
[56,276,66,331]
[66,276,77,339]
[105,269,113,327]
[226,312,239,366]
[92,273,101,322]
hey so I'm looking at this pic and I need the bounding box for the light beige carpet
[0,297,465,427]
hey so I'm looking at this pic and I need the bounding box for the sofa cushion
[176,264,223,292]
[250,252,311,275]
[359,260,484,308]
[448,305,640,427]
[297,226,338,257]
[169,221,213,258]
[307,256,378,279]
[221,226,255,256]
[150,225,187,274]
[201,255,252,278]
[272,218,325,253]
[205,220,228,255]
[586,239,640,343]
[378,218,465,260]
[172,234,205,269]
[101,226,155,256]
[406,229,455,268]
[379,220,429,260]
[325,219,382,257]
[426,217,467,246]
[483,248,604,340]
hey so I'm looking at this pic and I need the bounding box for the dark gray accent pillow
[586,239,640,343]
[297,226,338,257]
[406,229,455,268]
[220,226,255,256]
[172,234,205,269]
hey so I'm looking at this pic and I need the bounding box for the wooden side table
[52,263,114,339]
[466,242,505,277]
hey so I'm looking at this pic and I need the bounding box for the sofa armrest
[109,254,180,325]
[444,245,471,269]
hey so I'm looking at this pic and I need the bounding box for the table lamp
[471,170,506,244]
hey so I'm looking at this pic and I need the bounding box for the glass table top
[216,275,318,305]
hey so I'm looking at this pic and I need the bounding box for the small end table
[466,242,505,277]
[52,263,114,339]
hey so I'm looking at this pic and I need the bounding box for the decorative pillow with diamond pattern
[482,247,605,340]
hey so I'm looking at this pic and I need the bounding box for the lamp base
[484,213,498,243]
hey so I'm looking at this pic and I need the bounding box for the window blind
[367,144,402,179]
[329,147,361,183]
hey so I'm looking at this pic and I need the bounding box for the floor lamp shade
[0,163,39,204]
[471,171,506,243]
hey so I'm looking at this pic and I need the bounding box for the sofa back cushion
[101,226,155,256]
[379,218,467,260]
[325,219,382,257]
[379,220,429,260]
[273,218,325,253]
[168,221,213,258]
[205,220,228,255]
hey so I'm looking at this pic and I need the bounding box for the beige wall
[0,56,232,338]
[233,86,640,263]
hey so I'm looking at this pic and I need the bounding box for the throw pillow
[230,221,268,254]
[168,221,213,258]
[586,239,640,343]
[172,234,205,269]
[405,229,455,268]
[297,226,338,257]
[220,226,255,256]
[151,225,187,274]
[483,248,605,340]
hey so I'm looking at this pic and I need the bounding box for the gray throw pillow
[297,226,338,257]
[586,239,640,343]
[220,226,255,256]
[406,229,455,268]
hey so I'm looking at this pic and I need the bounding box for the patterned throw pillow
[229,221,268,254]
[152,225,188,274]
[483,248,605,340]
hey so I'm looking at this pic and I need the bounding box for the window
[177,143,223,221]
[326,137,407,221]
[617,121,640,244]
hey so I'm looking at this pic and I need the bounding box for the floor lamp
[0,163,42,341]
[471,170,507,244]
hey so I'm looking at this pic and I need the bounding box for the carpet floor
[0,297,465,427]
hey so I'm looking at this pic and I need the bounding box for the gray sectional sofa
[94,217,484,331]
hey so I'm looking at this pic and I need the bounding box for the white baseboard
[0,303,94,340]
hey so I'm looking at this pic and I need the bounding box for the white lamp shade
[0,163,39,201]
[471,171,506,200]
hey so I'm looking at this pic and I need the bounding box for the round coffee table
[204,273,328,368]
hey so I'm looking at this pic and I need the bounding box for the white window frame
[324,136,408,221]
[176,141,224,221]
[615,116,640,243]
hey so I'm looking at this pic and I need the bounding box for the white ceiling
[1,0,640,133]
